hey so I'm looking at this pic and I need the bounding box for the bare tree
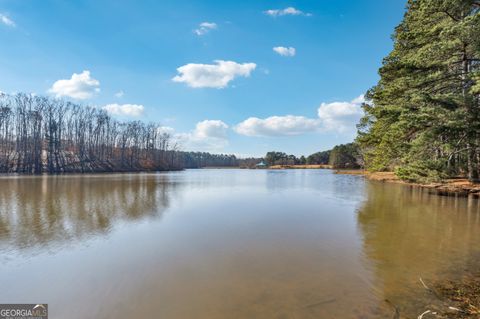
[0,93,182,174]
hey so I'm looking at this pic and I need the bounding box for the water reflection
[357,182,480,317]
[264,169,366,203]
[0,170,479,319]
[0,174,175,253]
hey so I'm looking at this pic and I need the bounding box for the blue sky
[0,0,406,157]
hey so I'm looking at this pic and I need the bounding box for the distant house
[256,161,267,168]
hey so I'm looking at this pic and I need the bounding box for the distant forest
[264,143,363,169]
[178,152,260,168]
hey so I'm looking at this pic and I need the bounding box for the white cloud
[194,22,217,35]
[317,95,364,131]
[193,120,228,139]
[172,60,256,89]
[103,103,144,117]
[264,7,311,17]
[171,120,229,151]
[235,116,320,137]
[0,14,15,27]
[351,94,365,104]
[49,70,100,100]
[234,95,365,137]
[157,126,175,136]
[273,46,296,57]
[114,90,124,98]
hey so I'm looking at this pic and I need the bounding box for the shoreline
[335,170,480,198]
[268,164,333,169]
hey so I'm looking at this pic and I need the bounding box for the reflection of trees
[357,182,480,317]
[0,174,176,251]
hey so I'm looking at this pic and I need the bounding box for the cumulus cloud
[194,22,217,35]
[317,95,365,131]
[171,120,229,151]
[264,7,311,17]
[235,116,319,137]
[0,14,15,27]
[114,90,124,98]
[157,126,175,136]
[234,95,365,137]
[103,103,144,117]
[193,120,228,139]
[49,70,100,100]
[351,95,365,104]
[273,46,296,57]
[172,60,256,88]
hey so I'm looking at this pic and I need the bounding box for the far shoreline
[265,164,333,169]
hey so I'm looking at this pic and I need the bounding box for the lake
[0,169,479,318]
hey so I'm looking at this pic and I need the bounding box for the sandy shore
[335,170,480,197]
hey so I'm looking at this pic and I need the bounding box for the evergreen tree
[358,0,480,182]
[306,150,330,165]
[329,143,362,169]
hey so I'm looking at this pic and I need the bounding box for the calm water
[1,169,479,318]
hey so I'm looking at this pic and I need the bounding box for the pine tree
[358,0,480,182]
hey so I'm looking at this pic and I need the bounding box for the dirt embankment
[335,170,480,197]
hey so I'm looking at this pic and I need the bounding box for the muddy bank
[335,170,480,198]
[412,258,480,319]
[386,274,480,319]
[432,273,480,318]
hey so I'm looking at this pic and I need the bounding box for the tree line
[357,0,480,182]
[263,144,363,169]
[176,152,239,168]
[0,93,180,173]
[264,152,307,166]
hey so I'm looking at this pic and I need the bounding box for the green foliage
[329,143,363,169]
[264,144,363,169]
[472,72,480,94]
[264,151,300,166]
[357,0,480,182]
[394,132,448,182]
[306,151,330,165]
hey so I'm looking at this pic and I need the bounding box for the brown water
[0,169,479,318]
